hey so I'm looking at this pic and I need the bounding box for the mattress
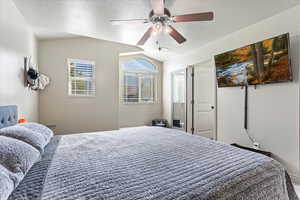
[9,127,299,200]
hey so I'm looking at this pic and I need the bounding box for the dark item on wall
[231,143,272,157]
[24,56,50,91]
[27,68,39,87]
[27,68,39,80]
[214,33,292,87]
[24,56,39,90]
[152,119,168,128]
[244,85,248,129]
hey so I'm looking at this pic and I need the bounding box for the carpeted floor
[294,185,300,197]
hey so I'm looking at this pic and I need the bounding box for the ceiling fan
[110,0,214,46]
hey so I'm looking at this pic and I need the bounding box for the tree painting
[215,33,292,87]
[215,45,253,87]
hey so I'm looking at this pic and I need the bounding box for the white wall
[38,37,140,134]
[119,54,163,128]
[0,0,38,121]
[163,5,300,180]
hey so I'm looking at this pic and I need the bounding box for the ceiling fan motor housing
[149,8,172,25]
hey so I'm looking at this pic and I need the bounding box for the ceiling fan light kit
[110,0,214,46]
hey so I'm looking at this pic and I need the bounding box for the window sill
[122,101,160,105]
[68,95,96,98]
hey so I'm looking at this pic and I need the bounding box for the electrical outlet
[253,142,260,150]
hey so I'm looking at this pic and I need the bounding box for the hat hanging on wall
[24,56,50,91]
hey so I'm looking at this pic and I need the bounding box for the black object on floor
[152,119,168,128]
[231,143,272,157]
[173,120,182,128]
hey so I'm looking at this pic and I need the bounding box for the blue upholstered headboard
[0,106,18,129]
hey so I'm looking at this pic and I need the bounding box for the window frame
[120,57,159,104]
[67,58,96,97]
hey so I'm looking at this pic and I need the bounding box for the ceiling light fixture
[110,0,214,46]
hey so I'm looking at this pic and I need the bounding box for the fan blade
[168,25,186,44]
[137,27,154,46]
[110,19,149,25]
[150,0,165,16]
[173,12,214,23]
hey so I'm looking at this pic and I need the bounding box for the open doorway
[171,69,187,131]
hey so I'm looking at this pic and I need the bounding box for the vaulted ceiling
[13,0,300,59]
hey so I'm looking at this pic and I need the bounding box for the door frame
[188,58,218,140]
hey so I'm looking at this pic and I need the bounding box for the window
[121,58,158,103]
[68,59,96,97]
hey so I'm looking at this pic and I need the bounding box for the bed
[0,106,298,200]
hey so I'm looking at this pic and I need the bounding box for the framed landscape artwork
[215,33,292,87]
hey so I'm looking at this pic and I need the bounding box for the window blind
[121,58,158,104]
[68,59,96,97]
[123,72,155,103]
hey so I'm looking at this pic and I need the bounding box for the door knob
[211,106,215,110]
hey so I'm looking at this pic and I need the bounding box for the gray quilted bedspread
[9,127,299,200]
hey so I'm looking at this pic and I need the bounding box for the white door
[193,61,216,139]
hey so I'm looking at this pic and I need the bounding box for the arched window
[121,58,158,103]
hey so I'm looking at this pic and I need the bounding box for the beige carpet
[294,185,300,197]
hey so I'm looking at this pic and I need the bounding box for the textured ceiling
[13,0,300,59]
